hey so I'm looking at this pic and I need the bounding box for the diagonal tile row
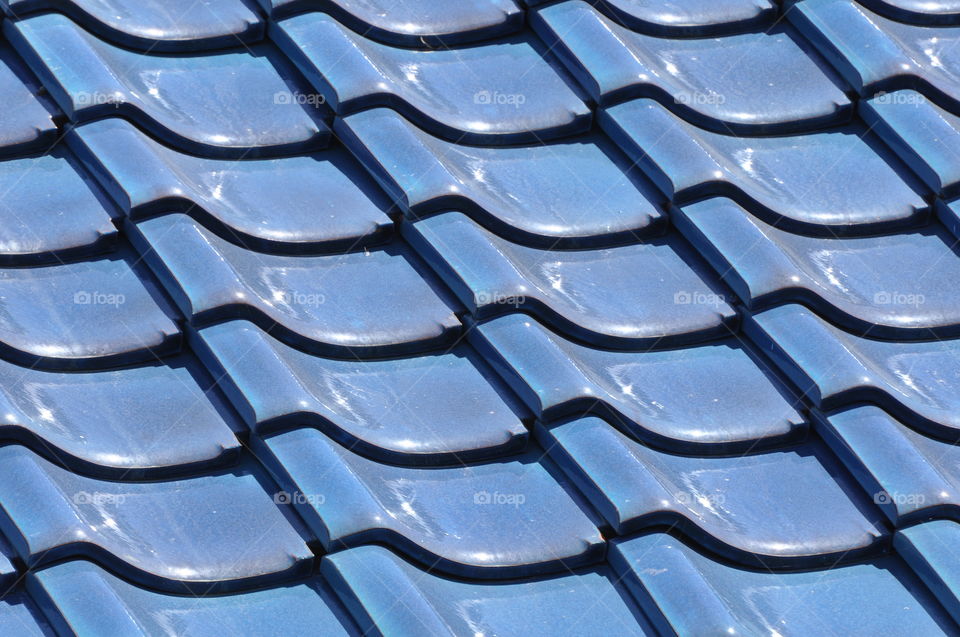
[0,0,960,635]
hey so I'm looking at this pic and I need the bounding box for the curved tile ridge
[792,0,960,110]
[272,12,591,145]
[611,533,954,636]
[262,427,604,578]
[0,251,179,369]
[587,0,775,35]
[897,521,960,626]
[407,212,736,348]
[0,446,314,593]
[69,118,393,253]
[337,108,664,248]
[543,416,885,566]
[0,354,239,477]
[0,0,264,51]
[857,0,960,24]
[0,149,116,264]
[5,13,328,158]
[30,560,355,636]
[860,89,960,197]
[534,1,850,132]
[257,0,523,46]
[132,214,461,358]
[677,198,960,338]
[195,320,527,464]
[819,405,960,526]
[602,98,928,234]
[747,303,960,437]
[0,43,55,155]
[471,314,803,451]
[323,545,651,636]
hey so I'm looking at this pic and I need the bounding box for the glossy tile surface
[679,197,960,336]
[0,44,55,154]
[1,0,264,51]
[71,118,393,252]
[338,108,663,246]
[409,212,736,347]
[537,2,849,131]
[8,13,327,157]
[273,12,591,144]
[0,446,313,592]
[31,560,354,636]
[473,314,803,450]
[134,214,461,357]
[324,545,650,636]
[265,427,604,578]
[592,0,775,34]
[602,98,927,233]
[197,320,527,463]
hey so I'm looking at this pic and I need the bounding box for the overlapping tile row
[0,0,958,635]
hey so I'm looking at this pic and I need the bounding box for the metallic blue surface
[196,320,527,463]
[30,560,354,636]
[7,13,328,157]
[134,214,461,357]
[337,107,664,247]
[536,1,849,131]
[590,0,775,34]
[409,211,736,348]
[472,313,804,450]
[0,446,314,593]
[324,545,651,636]
[263,427,604,578]
[70,117,393,252]
[602,98,927,233]
[273,11,592,144]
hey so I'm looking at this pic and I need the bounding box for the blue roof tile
[588,0,776,35]
[472,313,804,451]
[0,446,314,593]
[543,416,885,566]
[196,319,528,463]
[0,43,55,155]
[69,117,394,252]
[896,521,960,627]
[1,0,264,51]
[0,353,239,477]
[602,98,928,233]
[858,0,960,23]
[30,559,355,636]
[273,12,592,144]
[258,0,524,46]
[408,211,736,348]
[337,107,665,247]
[536,1,850,132]
[262,427,604,578]
[748,303,960,437]
[678,197,960,337]
[324,545,651,636]
[7,13,329,157]
[133,213,461,357]
[612,533,954,636]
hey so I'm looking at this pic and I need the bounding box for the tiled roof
[0,0,958,635]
